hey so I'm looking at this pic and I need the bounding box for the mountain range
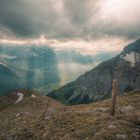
[0,45,116,96]
[48,39,140,104]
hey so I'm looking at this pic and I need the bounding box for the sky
[0,0,140,54]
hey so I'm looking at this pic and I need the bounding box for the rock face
[0,61,21,96]
[48,39,140,104]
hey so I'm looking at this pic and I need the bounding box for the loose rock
[116,134,127,139]
[120,106,134,114]
[108,124,116,129]
[93,107,110,113]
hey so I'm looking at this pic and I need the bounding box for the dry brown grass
[0,91,140,140]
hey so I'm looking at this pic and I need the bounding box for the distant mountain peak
[122,39,140,54]
[120,39,140,67]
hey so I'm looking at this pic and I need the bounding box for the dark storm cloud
[0,0,38,37]
[64,0,97,25]
[0,0,140,40]
[0,0,60,38]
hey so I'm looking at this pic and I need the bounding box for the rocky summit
[48,39,140,104]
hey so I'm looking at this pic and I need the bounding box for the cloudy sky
[0,0,140,54]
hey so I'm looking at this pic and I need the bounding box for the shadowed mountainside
[0,61,21,96]
[48,39,140,105]
[0,46,60,95]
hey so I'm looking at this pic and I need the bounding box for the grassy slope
[0,91,140,140]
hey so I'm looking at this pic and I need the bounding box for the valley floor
[0,91,140,140]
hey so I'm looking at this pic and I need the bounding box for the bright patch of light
[0,36,132,55]
[57,63,96,85]
[100,0,140,24]
[100,0,126,21]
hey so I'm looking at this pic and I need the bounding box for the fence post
[110,79,117,116]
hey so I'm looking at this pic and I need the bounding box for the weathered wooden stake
[110,79,117,116]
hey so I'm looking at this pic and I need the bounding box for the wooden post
[110,79,117,116]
